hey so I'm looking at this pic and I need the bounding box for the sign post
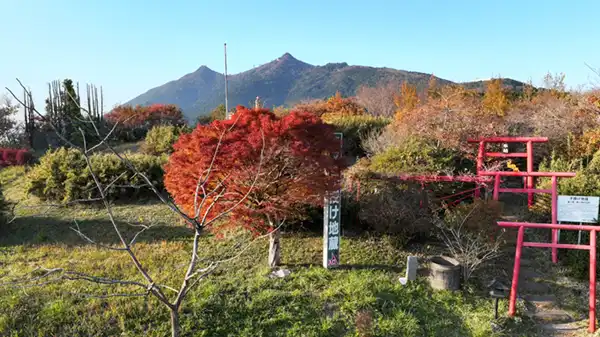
[557,196,600,223]
[557,195,600,246]
[323,132,343,268]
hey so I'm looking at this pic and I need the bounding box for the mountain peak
[250,52,313,77]
[279,52,295,61]
[195,65,214,72]
[124,53,527,122]
[178,65,219,82]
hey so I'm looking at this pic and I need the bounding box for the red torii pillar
[478,170,576,263]
[498,221,597,333]
[469,137,548,208]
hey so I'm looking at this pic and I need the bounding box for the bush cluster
[323,114,391,157]
[369,137,471,175]
[534,151,600,215]
[26,148,167,203]
[0,148,32,167]
[141,125,184,155]
[105,104,187,142]
[572,128,600,162]
[534,151,600,280]
[361,137,475,203]
[357,181,432,243]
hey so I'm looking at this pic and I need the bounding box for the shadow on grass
[282,262,404,272]
[187,278,476,337]
[336,264,404,273]
[0,215,194,247]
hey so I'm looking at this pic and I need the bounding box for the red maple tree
[164,106,343,267]
[105,104,186,128]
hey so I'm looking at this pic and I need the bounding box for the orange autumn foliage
[321,91,366,119]
[393,82,420,120]
[482,78,510,116]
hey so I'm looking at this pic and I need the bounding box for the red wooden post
[475,141,485,199]
[526,141,534,208]
[498,221,594,328]
[468,137,548,143]
[551,176,558,263]
[509,225,525,316]
[478,171,576,177]
[590,230,597,333]
[493,174,500,201]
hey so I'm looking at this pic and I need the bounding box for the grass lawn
[0,166,537,336]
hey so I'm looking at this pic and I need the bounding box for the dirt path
[516,249,588,336]
[499,195,592,336]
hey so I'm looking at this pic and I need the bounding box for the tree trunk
[268,228,281,268]
[170,309,180,337]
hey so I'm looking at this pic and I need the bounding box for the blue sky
[1,0,599,114]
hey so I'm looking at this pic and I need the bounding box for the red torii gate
[469,136,548,208]
[469,136,576,263]
[499,221,597,333]
[469,137,598,332]
[349,137,594,330]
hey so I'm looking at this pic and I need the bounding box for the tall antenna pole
[224,43,230,119]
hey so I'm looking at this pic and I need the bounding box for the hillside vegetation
[124,53,527,120]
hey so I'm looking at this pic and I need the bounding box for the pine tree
[45,79,84,142]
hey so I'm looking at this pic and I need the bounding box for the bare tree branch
[4,78,274,336]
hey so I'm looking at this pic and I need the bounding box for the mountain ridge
[125,53,528,121]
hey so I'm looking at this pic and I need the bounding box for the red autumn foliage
[104,104,186,128]
[164,105,343,234]
[0,148,32,167]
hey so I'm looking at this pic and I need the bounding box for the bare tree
[3,79,276,337]
[542,72,567,92]
[433,201,505,281]
[586,63,600,88]
[355,82,398,117]
[360,125,405,157]
[0,95,18,144]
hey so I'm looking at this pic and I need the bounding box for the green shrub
[26,148,167,203]
[534,151,600,216]
[0,183,9,227]
[141,125,183,155]
[534,151,600,280]
[324,115,391,157]
[357,181,432,243]
[343,152,475,238]
[369,137,471,175]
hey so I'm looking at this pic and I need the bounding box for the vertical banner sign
[323,132,343,268]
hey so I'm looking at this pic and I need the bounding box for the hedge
[26,148,167,203]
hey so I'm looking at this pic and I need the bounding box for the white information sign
[557,195,600,223]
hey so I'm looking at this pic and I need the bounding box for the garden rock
[269,268,291,279]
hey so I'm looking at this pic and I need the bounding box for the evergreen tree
[45,79,84,143]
